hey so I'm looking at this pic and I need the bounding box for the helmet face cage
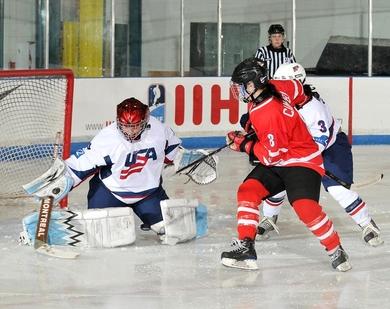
[117,98,150,141]
[273,63,306,84]
[230,81,252,103]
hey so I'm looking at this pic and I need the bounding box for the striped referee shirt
[254,44,296,79]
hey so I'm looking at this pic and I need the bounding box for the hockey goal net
[0,69,74,200]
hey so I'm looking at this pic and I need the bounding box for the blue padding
[181,136,226,149]
[352,135,390,145]
[195,204,208,238]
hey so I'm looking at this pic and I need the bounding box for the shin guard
[237,201,260,240]
[292,199,340,252]
[236,179,270,240]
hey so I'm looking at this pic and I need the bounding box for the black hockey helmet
[230,57,269,103]
[231,57,268,89]
[268,24,285,35]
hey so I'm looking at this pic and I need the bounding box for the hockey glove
[226,131,254,154]
[239,112,253,133]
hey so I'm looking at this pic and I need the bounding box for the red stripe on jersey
[349,201,365,216]
[237,201,260,240]
[266,199,283,207]
[311,219,333,238]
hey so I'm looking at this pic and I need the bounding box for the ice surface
[1,146,390,309]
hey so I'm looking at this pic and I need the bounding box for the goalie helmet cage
[0,69,74,203]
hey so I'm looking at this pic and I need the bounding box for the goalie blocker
[20,199,207,248]
[22,158,74,204]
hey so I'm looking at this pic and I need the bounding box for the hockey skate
[221,238,258,270]
[329,246,352,272]
[256,215,279,240]
[360,219,384,247]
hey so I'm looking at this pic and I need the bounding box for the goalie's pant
[87,174,168,226]
[237,165,341,253]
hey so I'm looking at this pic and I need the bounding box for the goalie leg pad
[20,207,136,248]
[159,199,207,245]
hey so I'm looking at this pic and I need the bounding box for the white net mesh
[0,71,72,199]
[175,148,218,185]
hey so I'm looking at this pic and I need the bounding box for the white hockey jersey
[66,116,181,204]
[298,96,342,152]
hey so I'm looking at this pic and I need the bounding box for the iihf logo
[148,84,165,123]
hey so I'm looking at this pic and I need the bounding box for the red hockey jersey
[249,80,324,175]
[270,79,307,107]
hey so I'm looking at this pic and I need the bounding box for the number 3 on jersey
[318,120,327,133]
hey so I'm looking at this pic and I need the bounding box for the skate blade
[221,258,258,270]
[336,261,352,272]
[255,234,270,241]
[367,237,384,247]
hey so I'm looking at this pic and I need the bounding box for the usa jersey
[66,116,181,204]
[249,81,324,175]
[298,96,342,152]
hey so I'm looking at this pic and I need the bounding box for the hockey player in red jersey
[221,57,351,272]
[256,63,383,247]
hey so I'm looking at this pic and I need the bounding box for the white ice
[1,145,390,309]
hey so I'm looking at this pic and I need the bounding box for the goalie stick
[32,132,79,259]
[325,170,384,190]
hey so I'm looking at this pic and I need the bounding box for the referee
[245,24,296,165]
[254,24,296,79]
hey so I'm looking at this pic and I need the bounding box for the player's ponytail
[252,83,284,105]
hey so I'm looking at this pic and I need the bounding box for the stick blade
[352,173,384,189]
[35,244,79,259]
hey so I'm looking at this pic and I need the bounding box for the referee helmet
[268,24,285,35]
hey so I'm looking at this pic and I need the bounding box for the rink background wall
[70,76,390,152]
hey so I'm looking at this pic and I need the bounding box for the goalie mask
[117,97,150,141]
[274,63,307,84]
[230,57,268,103]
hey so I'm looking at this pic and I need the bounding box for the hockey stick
[33,132,79,259]
[176,131,255,175]
[325,170,384,190]
[351,173,384,189]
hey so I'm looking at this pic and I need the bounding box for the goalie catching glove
[172,147,218,185]
[226,130,254,154]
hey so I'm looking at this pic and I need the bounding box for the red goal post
[0,69,74,201]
